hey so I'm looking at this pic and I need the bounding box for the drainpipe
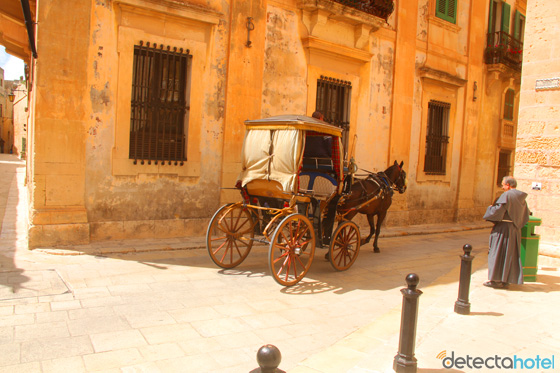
[20,0,38,58]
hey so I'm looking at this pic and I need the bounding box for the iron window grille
[129,41,192,165]
[316,76,351,158]
[424,100,450,175]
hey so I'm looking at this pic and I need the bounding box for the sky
[0,46,25,80]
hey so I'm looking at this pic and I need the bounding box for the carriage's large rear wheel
[268,214,315,286]
[207,204,255,268]
[329,220,360,271]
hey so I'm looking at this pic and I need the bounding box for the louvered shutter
[513,10,521,41]
[435,0,457,24]
[501,2,511,34]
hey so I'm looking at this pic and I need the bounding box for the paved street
[1,154,558,372]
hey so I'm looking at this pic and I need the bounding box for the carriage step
[251,237,270,244]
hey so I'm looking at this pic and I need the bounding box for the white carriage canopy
[238,115,344,193]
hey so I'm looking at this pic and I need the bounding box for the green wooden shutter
[501,2,511,34]
[504,89,515,120]
[513,10,521,40]
[436,0,457,24]
[447,0,456,20]
[488,0,495,33]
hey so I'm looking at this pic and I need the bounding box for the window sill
[428,15,461,33]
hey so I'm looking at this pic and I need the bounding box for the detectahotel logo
[437,350,555,370]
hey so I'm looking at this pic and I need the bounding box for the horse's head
[388,160,407,194]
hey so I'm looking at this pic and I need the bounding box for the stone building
[515,0,560,259]
[10,81,27,158]
[0,68,14,154]
[0,0,529,248]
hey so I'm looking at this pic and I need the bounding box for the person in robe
[483,176,530,289]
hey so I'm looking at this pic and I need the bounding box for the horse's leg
[372,211,387,253]
[362,213,375,246]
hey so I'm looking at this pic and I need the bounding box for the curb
[33,223,492,256]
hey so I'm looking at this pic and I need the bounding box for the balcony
[484,31,523,72]
[333,0,395,20]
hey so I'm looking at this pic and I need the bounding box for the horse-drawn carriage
[206,115,406,286]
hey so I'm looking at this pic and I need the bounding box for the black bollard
[454,244,474,315]
[252,344,284,373]
[393,273,423,373]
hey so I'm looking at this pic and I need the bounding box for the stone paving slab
[1,154,558,372]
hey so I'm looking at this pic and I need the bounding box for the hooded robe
[483,188,530,284]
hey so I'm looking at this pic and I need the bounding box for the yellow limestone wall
[220,0,268,204]
[28,0,229,247]
[28,0,91,247]
[516,0,560,258]
[24,0,520,247]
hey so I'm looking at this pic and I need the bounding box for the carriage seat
[244,179,311,203]
[299,172,338,199]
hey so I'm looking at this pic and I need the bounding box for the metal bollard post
[454,244,474,315]
[393,273,423,373]
[252,344,284,373]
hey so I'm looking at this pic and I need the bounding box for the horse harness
[357,172,394,201]
[338,172,394,216]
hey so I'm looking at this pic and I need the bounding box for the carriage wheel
[268,214,316,286]
[207,203,255,269]
[329,220,360,271]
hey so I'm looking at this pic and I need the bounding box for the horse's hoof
[324,252,330,261]
[373,248,380,253]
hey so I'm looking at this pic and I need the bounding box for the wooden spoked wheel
[207,204,255,268]
[268,213,316,286]
[329,220,360,271]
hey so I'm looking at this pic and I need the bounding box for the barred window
[503,89,515,120]
[316,76,351,157]
[424,100,450,175]
[129,41,192,165]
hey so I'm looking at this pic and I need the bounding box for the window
[436,0,457,24]
[488,0,498,34]
[129,41,192,165]
[513,11,525,43]
[424,100,450,175]
[315,76,351,157]
[485,2,523,70]
[504,89,515,120]
[497,150,512,186]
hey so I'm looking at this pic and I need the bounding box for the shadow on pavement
[467,311,504,316]
[0,155,29,296]
[95,230,490,296]
[505,274,560,292]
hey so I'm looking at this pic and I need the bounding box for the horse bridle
[381,168,406,194]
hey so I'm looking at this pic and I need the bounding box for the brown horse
[338,161,407,253]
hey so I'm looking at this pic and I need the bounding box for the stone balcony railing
[333,0,395,20]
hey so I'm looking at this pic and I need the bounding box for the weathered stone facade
[0,0,531,248]
[516,0,560,258]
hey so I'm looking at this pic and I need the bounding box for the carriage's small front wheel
[268,214,316,286]
[329,220,360,271]
[207,203,255,269]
